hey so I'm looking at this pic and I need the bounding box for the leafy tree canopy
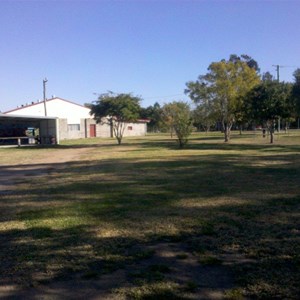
[140,102,162,132]
[192,101,217,132]
[90,92,141,144]
[228,54,260,72]
[262,71,275,82]
[185,54,260,142]
[292,68,300,115]
[293,68,300,84]
[245,81,292,143]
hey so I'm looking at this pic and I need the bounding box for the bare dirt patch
[0,147,90,193]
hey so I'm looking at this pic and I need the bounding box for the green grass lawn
[0,131,299,299]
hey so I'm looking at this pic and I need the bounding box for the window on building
[68,124,80,131]
[128,126,133,130]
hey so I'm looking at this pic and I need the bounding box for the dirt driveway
[0,147,89,192]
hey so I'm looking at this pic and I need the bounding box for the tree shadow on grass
[127,136,300,153]
[5,133,300,157]
[1,195,299,298]
[0,148,299,298]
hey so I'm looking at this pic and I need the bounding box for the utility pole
[271,64,300,132]
[272,64,299,82]
[276,65,280,81]
[272,65,281,81]
[43,78,48,116]
[272,65,282,131]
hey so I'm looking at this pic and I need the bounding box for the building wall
[59,118,88,140]
[58,119,68,140]
[5,98,148,140]
[96,122,111,138]
[83,119,111,138]
[93,121,147,138]
[123,122,147,137]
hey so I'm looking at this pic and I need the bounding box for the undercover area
[0,114,59,146]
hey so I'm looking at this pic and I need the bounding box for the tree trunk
[178,139,184,148]
[284,121,289,134]
[224,130,229,142]
[270,129,274,144]
[269,121,275,144]
[113,121,124,145]
[223,122,231,142]
[110,119,114,138]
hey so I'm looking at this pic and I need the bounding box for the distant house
[4,97,148,141]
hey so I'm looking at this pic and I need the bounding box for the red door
[90,124,96,137]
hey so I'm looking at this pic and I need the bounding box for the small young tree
[161,101,193,148]
[90,92,141,145]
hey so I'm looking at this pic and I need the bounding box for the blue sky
[1,0,300,112]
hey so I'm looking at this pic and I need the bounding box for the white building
[4,97,148,141]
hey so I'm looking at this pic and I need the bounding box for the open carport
[0,114,59,146]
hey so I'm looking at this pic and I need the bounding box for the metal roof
[4,97,89,114]
[0,113,57,122]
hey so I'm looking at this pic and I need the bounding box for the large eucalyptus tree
[186,55,260,142]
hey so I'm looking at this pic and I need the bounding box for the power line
[272,65,299,81]
[280,65,298,68]
[143,93,185,100]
